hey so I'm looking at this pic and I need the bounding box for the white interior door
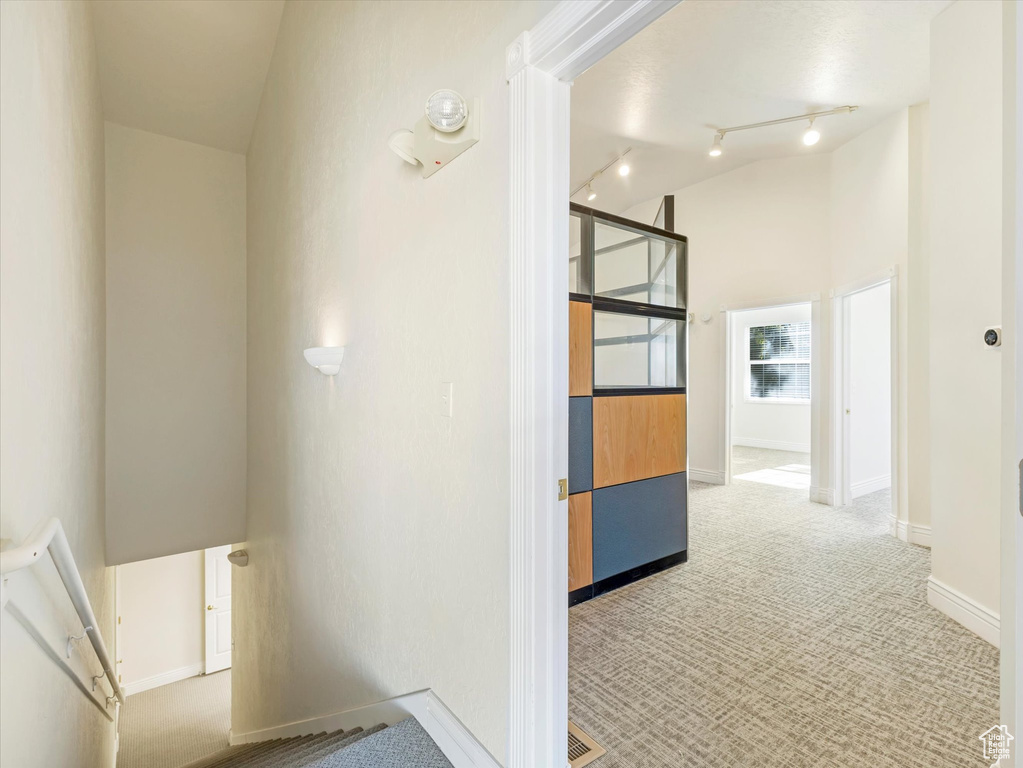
[204,545,232,674]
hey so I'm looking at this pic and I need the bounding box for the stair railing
[0,518,125,717]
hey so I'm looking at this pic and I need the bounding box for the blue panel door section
[568,397,592,494]
[592,472,687,582]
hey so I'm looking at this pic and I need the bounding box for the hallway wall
[626,154,832,486]
[118,551,205,694]
[0,2,114,766]
[235,0,552,760]
[927,0,1003,640]
[105,123,247,565]
[624,109,914,516]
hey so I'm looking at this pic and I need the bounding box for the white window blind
[748,322,810,401]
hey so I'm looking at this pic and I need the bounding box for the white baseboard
[229,689,499,768]
[123,662,203,696]
[850,474,891,498]
[732,437,811,453]
[689,467,725,485]
[908,523,931,548]
[809,486,835,505]
[889,517,930,548]
[927,576,999,647]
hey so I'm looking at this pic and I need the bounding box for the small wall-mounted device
[388,89,480,178]
[227,549,248,567]
[984,327,1002,347]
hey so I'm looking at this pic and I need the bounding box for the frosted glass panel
[593,220,680,308]
[593,311,684,389]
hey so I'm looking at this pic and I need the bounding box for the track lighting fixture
[802,118,820,146]
[709,105,856,155]
[570,148,633,202]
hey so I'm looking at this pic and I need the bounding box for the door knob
[207,605,214,611]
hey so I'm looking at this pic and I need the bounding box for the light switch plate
[440,382,453,417]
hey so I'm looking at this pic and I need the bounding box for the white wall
[118,551,205,693]
[830,110,910,521]
[105,123,247,565]
[847,282,892,497]
[623,110,914,509]
[0,2,114,766]
[928,0,1003,630]
[235,0,551,759]
[625,155,832,486]
[730,304,811,454]
[907,102,931,532]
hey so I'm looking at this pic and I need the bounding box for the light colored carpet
[569,447,999,768]
[117,670,231,768]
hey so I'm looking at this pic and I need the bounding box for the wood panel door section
[592,394,686,488]
[568,492,593,591]
[569,300,592,396]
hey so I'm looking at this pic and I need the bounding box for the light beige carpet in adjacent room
[118,670,230,768]
[569,447,999,768]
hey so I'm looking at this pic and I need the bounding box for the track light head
[586,183,597,202]
[709,133,723,158]
[802,119,821,146]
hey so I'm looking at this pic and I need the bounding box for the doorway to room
[833,277,896,521]
[114,545,235,768]
[727,303,812,492]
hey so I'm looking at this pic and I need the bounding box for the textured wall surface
[118,550,205,688]
[0,1,114,765]
[624,110,914,511]
[929,0,1002,618]
[105,123,247,565]
[234,1,550,760]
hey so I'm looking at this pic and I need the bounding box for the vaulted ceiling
[571,0,951,214]
[92,0,285,154]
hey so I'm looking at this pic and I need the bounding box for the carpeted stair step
[239,732,326,768]
[253,729,353,767]
[289,726,385,767]
[286,727,366,764]
[305,718,453,768]
[178,737,296,768]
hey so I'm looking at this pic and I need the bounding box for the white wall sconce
[388,89,481,178]
[304,346,345,376]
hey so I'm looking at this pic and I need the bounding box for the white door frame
[508,2,1019,765]
[505,2,680,764]
[830,268,900,536]
[1004,0,1022,752]
[720,293,821,493]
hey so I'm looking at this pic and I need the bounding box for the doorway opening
[833,276,896,523]
[114,545,235,768]
[727,303,812,491]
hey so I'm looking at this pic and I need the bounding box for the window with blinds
[747,322,810,401]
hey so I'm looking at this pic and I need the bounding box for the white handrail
[0,517,125,705]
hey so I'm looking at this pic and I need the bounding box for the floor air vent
[568,721,606,767]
